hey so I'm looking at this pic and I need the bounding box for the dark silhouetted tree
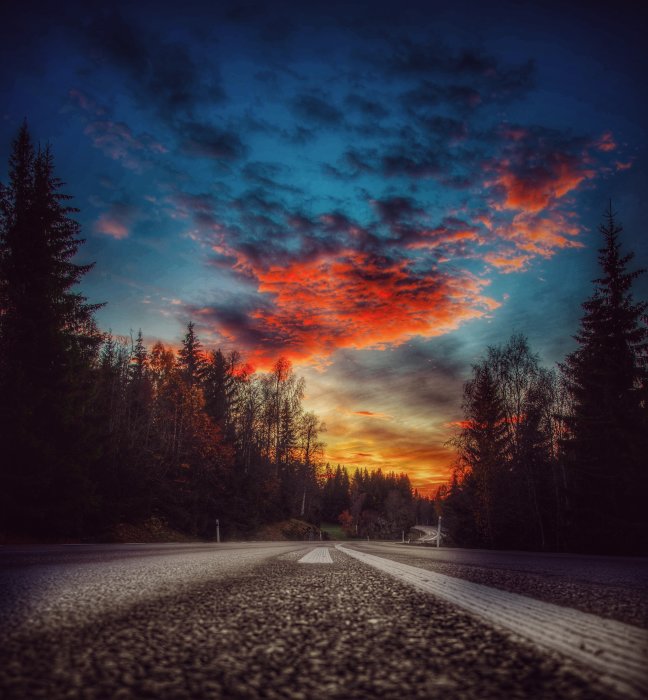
[560,205,648,553]
[178,320,205,387]
[456,362,509,547]
[0,124,103,536]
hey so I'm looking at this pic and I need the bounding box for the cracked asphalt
[0,543,638,699]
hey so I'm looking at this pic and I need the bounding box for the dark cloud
[292,93,344,127]
[417,115,468,142]
[82,119,166,172]
[381,151,441,179]
[242,161,302,193]
[283,125,317,144]
[403,81,483,112]
[84,11,225,123]
[170,191,222,228]
[189,295,287,355]
[387,39,535,102]
[329,337,469,413]
[179,122,247,161]
[343,149,376,174]
[345,94,389,119]
[373,196,423,226]
[486,125,592,212]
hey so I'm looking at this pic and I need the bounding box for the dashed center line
[337,545,648,699]
[298,548,333,564]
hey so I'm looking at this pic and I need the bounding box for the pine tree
[204,348,236,432]
[451,362,509,548]
[178,321,205,387]
[0,124,103,536]
[561,204,648,553]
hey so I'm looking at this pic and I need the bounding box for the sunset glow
[2,1,645,495]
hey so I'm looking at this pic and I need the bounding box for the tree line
[0,125,431,540]
[3,124,644,552]
[322,464,435,538]
[442,206,648,555]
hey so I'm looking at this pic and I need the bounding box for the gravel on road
[0,546,622,700]
[346,544,648,629]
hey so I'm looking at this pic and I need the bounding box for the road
[1,541,647,699]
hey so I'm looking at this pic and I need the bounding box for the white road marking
[298,548,333,564]
[337,545,648,699]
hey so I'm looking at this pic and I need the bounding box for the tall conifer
[0,124,102,536]
[561,205,648,553]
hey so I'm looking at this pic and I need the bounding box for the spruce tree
[561,204,648,553]
[178,320,205,387]
[460,363,510,548]
[0,124,103,537]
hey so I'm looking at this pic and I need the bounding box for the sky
[1,0,646,494]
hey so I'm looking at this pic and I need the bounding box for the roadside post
[437,516,442,548]
[216,519,220,544]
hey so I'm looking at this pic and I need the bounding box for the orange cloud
[406,227,481,251]
[491,154,594,212]
[483,251,531,273]
[95,214,129,239]
[247,250,498,364]
[507,211,582,256]
[484,210,582,272]
[595,131,616,152]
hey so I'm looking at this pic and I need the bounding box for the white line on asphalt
[337,545,648,699]
[298,548,333,564]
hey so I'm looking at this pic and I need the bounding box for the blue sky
[2,0,646,491]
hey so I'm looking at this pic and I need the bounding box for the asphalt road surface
[1,541,647,699]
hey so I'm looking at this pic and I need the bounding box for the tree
[178,321,206,387]
[0,124,103,536]
[296,411,325,517]
[204,348,237,434]
[488,335,558,550]
[455,362,510,547]
[560,205,648,553]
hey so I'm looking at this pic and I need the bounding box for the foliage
[445,206,648,555]
[560,205,648,553]
[445,335,567,550]
[0,124,103,536]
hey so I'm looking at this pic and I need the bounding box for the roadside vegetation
[442,206,648,555]
[1,125,645,553]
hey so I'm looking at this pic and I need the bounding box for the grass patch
[320,522,348,540]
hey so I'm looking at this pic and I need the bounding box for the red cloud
[255,252,497,359]
[353,410,391,419]
[486,126,607,213]
[507,211,582,256]
[484,211,582,272]
[204,247,499,367]
[490,153,594,212]
[595,131,616,152]
[483,251,531,273]
[406,227,481,252]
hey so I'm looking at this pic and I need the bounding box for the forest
[0,125,432,542]
[441,211,648,555]
[1,125,646,554]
